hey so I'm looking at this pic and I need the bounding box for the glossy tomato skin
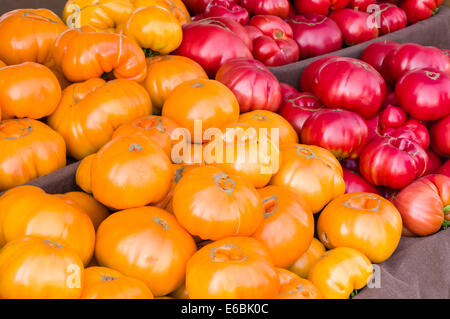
[186,237,280,299]
[287,14,342,60]
[379,105,408,131]
[0,237,84,299]
[395,68,450,121]
[299,56,338,92]
[253,185,314,268]
[76,154,95,194]
[95,206,197,296]
[204,0,249,25]
[132,0,192,26]
[317,192,402,263]
[348,0,376,10]
[394,174,450,236]
[270,144,345,213]
[0,9,68,66]
[289,238,326,279]
[280,83,299,99]
[383,119,430,149]
[216,58,282,113]
[343,168,380,194]
[202,16,253,50]
[400,0,443,24]
[381,43,450,84]
[174,18,252,76]
[63,192,109,230]
[424,149,443,175]
[249,15,299,67]
[437,160,450,177]
[53,27,147,83]
[172,166,264,240]
[308,247,373,299]
[278,92,324,135]
[310,57,386,119]
[0,119,66,191]
[359,136,428,189]
[329,9,379,46]
[182,0,213,14]
[360,41,400,73]
[430,115,450,157]
[301,109,369,159]
[0,62,61,120]
[276,268,322,299]
[377,3,407,35]
[241,0,290,18]
[294,0,350,15]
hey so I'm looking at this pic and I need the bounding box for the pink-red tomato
[294,0,350,16]
[360,41,400,73]
[400,0,443,24]
[430,114,450,157]
[329,9,379,46]
[240,0,290,19]
[343,168,380,194]
[204,0,249,25]
[376,3,408,35]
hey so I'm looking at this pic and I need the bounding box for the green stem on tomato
[143,48,160,58]
[350,289,358,298]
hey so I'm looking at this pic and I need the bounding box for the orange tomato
[0,60,6,68]
[113,115,179,157]
[172,166,264,240]
[239,110,299,146]
[76,154,95,194]
[317,192,403,263]
[0,237,84,299]
[0,185,95,265]
[0,119,66,191]
[171,142,205,165]
[204,123,280,188]
[252,185,314,268]
[142,55,207,113]
[170,282,189,299]
[53,28,147,82]
[0,9,67,65]
[276,268,322,299]
[63,192,109,230]
[132,0,191,25]
[91,135,172,210]
[0,62,61,119]
[309,247,373,299]
[119,6,182,55]
[270,144,345,213]
[81,266,154,299]
[289,238,326,279]
[48,78,151,160]
[162,79,240,143]
[186,237,280,299]
[63,0,135,31]
[95,206,196,296]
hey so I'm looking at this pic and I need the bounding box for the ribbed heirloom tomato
[172,166,264,240]
[360,41,400,73]
[0,119,66,191]
[95,206,196,296]
[119,6,182,55]
[317,192,402,263]
[0,185,96,265]
[0,9,68,65]
[53,27,147,82]
[430,115,450,157]
[270,144,345,213]
[0,62,61,119]
[241,0,290,18]
[76,154,95,194]
[48,78,151,160]
[309,247,373,299]
[91,135,172,210]
[62,192,109,230]
[142,55,207,113]
[81,267,154,299]
[186,237,280,298]
[329,9,379,46]
[252,185,314,268]
[131,0,191,25]
[0,237,84,299]
[289,238,326,278]
[294,0,350,16]
[162,79,240,142]
[204,0,249,25]
[276,268,322,299]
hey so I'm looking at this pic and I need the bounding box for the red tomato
[395,68,450,121]
[299,56,338,92]
[348,0,376,10]
[437,161,450,177]
[294,0,350,15]
[394,174,450,236]
[278,92,324,135]
[216,58,282,113]
[287,14,342,60]
[301,109,369,159]
[329,9,379,46]
[425,149,443,175]
[249,15,299,67]
[280,83,299,100]
[376,3,407,35]
[379,105,407,131]
[381,43,450,84]
[383,119,430,150]
[310,57,386,119]
[430,115,450,157]
[360,41,400,74]
[343,168,380,194]
[204,0,249,25]
[241,0,290,18]
[400,0,443,24]
[201,16,253,50]
[174,17,252,76]
[359,135,428,189]
[182,0,219,14]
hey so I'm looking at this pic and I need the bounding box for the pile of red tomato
[0,0,448,300]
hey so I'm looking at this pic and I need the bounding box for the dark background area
[1,0,66,16]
